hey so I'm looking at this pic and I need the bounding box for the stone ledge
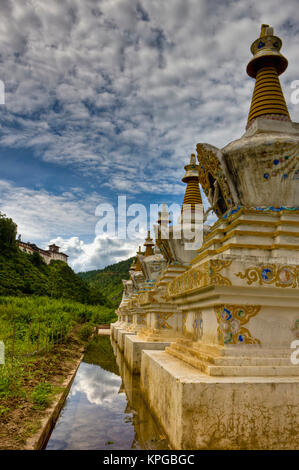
[117,329,136,352]
[124,335,170,374]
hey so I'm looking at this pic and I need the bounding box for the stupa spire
[129,258,136,271]
[181,153,202,212]
[144,230,154,257]
[135,246,143,271]
[246,24,290,128]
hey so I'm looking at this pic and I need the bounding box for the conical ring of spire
[246,24,290,128]
[181,153,202,213]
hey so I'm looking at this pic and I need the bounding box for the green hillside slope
[78,257,134,308]
[0,213,110,306]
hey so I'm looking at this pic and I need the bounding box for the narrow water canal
[46,336,170,450]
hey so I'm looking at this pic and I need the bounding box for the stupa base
[112,324,128,343]
[140,350,299,450]
[117,329,136,352]
[124,334,171,374]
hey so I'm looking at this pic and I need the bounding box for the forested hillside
[0,212,133,310]
[78,257,134,308]
[0,213,110,306]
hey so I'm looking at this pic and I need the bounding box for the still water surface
[46,336,170,450]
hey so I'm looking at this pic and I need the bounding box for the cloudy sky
[0,0,298,272]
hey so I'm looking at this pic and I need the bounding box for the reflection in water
[46,336,170,450]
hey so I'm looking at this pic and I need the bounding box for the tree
[88,283,111,306]
[0,212,17,252]
[30,251,46,268]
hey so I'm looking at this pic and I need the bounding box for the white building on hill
[18,240,68,264]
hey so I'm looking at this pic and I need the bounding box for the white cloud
[0,1,298,270]
[0,177,198,272]
[71,364,122,406]
[0,0,298,183]
[49,234,141,272]
[0,179,103,242]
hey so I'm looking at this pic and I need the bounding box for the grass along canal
[45,336,170,450]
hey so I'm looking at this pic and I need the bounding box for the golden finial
[135,246,143,271]
[130,257,136,271]
[246,24,290,128]
[190,153,196,165]
[247,24,288,78]
[260,24,270,37]
[144,230,154,257]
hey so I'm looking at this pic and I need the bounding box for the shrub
[78,324,93,341]
[0,362,24,398]
[30,251,46,268]
[31,382,52,409]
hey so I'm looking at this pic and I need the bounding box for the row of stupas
[112,25,299,450]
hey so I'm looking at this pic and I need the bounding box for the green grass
[31,382,52,409]
[0,296,116,356]
[0,360,24,398]
[0,296,117,399]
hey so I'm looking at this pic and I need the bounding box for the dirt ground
[0,332,85,450]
